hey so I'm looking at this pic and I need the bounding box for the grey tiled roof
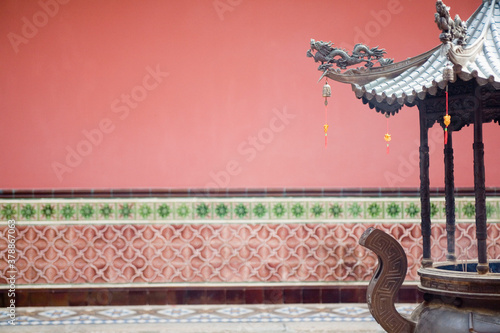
[352,0,500,112]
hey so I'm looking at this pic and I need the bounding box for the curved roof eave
[325,0,500,113]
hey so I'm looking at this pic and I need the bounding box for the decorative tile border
[1,197,499,224]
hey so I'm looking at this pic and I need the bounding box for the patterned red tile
[2,222,500,286]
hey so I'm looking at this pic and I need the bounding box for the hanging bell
[443,63,455,82]
[322,81,331,106]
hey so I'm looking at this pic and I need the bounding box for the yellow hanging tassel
[324,123,329,147]
[444,85,451,144]
[384,113,391,154]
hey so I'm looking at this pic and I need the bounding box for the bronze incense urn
[360,228,500,333]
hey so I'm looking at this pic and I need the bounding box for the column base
[421,259,433,268]
[477,263,490,275]
[446,253,456,262]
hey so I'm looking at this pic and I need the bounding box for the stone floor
[1,303,417,332]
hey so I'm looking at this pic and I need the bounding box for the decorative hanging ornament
[322,80,331,104]
[443,63,454,145]
[384,113,391,154]
[443,63,455,82]
[322,80,331,148]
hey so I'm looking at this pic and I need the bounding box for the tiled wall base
[1,196,499,307]
[0,285,422,307]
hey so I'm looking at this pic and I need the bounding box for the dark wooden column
[419,104,433,268]
[444,131,456,261]
[474,88,489,274]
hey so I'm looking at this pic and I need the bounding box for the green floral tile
[486,201,498,219]
[59,203,77,220]
[309,202,326,219]
[79,203,97,220]
[156,203,173,220]
[1,203,17,221]
[403,202,420,219]
[328,202,344,219]
[346,202,363,219]
[459,201,475,219]
[19,203,37,220]
[233,202,250,219]
[270,202,287,219]
[98,203,116,220]
[290,202,306,219]
[40,203,57,221]
[251,202,269,219]
[195,202,212,219]
[137,203,154,220]
[386,202,403,219]
[117,203,135,219]
[214,203,230,219]
[174,202,192,219]
[365,202,383,219]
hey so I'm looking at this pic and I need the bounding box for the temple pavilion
[308,0,500,274]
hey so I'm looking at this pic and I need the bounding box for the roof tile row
[351,0,500,112]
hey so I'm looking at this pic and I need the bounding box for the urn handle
[359,227,416,333]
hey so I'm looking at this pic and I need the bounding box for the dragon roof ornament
[307,40,394,82]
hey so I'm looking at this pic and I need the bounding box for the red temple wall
[1,0,494,190]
